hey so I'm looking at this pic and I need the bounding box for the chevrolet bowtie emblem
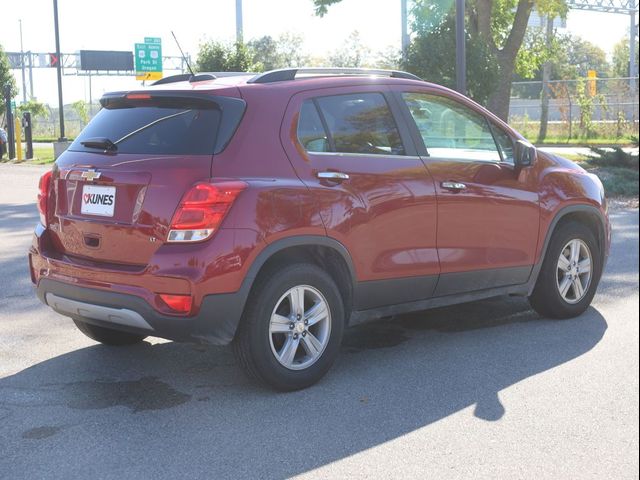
[81,170,102,181]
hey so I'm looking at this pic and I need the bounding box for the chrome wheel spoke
[559,276,572,298]
[572,277,585,299]
[279,336,300,366]
[578,257,591,274]
[301,332,323,357]
[569,239,581,263]
[305,301,328,327]
[557,254,571,272]
[270,314,291,333]
[288,287,305,317]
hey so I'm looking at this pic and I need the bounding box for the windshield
[70,106,222,155]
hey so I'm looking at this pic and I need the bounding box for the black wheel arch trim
[242,235,357,288]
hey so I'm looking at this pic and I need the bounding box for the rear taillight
[37,170,53,227]
[167,181,247,243]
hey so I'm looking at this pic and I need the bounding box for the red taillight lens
[158,294,193,314]
[167,181,247,242]
[37,170,53,227]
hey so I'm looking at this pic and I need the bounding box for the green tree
[248,33,309,70]
[248,36,282,71]
[16,99,49,119]
[329,31,371,67]
[0,43,18,117]
[71,100,89,126]
[611,35,639,78]
[313,0,569,121]
[277,33,309,68]
[551,35,609,79]
[403,10,499,105]
[195,40,254,72]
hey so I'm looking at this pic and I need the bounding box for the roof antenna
[171,31,195,78]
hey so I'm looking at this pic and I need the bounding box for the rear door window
[297,93,406,156]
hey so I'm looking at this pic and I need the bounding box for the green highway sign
[135,38,163,80]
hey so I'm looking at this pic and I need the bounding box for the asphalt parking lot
[0,163,638,479]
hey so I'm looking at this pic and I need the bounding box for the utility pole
[401,0,409,61]
[455,0,466,94]
[53,0,65,140]
[630,1,637,92]
[235,0,243,43]
[19,20,27,103]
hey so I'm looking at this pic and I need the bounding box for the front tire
[529,221,601,319]
[73,318,147,346]
[233,263,345,391]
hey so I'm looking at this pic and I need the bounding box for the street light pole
[19,20,27,103]
[455,0,466,94]
[401,0,409,61]
[235,0,243,43]
[630,1,637,92]
[53,0,65,140]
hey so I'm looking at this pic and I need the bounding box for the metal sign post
[53,0,66,140]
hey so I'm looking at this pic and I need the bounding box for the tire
[73,318,147,346]
[233,263,345,391]
[529,221,601,319]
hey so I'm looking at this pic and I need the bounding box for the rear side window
[297,100,330,153]
[297,93,405,156]
[70,96,245,155]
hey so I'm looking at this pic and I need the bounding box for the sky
[0,0,636,105]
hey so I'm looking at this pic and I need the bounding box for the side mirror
[515,140,537,168]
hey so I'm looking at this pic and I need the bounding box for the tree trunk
[487,56,515,121]
[484,0,535,121]
[537,15,554,142]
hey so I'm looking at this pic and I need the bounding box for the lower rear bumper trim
[45,293,154,331]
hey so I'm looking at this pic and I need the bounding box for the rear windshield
[70,106,221,155]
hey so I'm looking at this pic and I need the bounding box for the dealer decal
[83,192,114,206]
[80,185,116,217]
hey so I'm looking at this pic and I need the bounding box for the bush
[586,146,639,171]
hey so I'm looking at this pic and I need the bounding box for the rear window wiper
[80,137,117,152]
[113,110,192,146]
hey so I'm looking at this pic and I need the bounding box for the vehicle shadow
[0,298,607,479]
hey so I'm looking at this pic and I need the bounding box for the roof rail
[151,73,194,85]
[151,71,257,86]
[247,67,423,84]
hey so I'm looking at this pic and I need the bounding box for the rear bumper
[29,223,258,345]
[36,277,244,345]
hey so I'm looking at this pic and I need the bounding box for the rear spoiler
[99,91,245,112]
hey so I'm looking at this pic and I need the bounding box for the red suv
[29,68,610,390]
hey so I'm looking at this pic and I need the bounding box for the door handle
[317,171,350,181]
[441,181,467,191]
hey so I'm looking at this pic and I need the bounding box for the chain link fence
[509,77,639,141]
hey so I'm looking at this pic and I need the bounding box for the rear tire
[529,221,601,319]
[233,263,345,391]
[73,318,147,346]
